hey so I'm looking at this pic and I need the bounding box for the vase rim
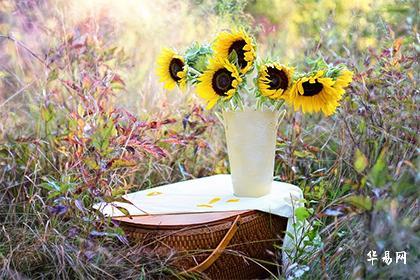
[222,109,280,114]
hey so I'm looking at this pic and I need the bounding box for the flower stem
[188,67,202,76]
[275,99,285,111]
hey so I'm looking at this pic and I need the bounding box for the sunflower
[287,71,341,116]
[333,69,353,96]
[156,48,187,90]
[212,30,256,75]
[258,63,294,99]
[196,57,242,109]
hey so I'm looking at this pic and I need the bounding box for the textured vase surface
[223,110,279,197]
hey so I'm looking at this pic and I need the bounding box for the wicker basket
[114,210,288,279]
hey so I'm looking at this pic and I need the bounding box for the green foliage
[214,0,250,25]
[295,206,311,222]
[345,195,373,211]
[228,48,239,67]
[354,148,369,173]
[184,42,213,72]
[368,148,389,188]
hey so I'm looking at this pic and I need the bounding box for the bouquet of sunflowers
[156,29,353,197]
[156,29,353,116]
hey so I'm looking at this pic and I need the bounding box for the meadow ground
[0,0,418,279]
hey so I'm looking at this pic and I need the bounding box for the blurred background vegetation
[0,0,418,279]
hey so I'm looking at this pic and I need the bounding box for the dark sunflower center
[266,67,289,90]
[302,80,323,96]
[169,58,184,82]
[228,40,247,69]
[212,68,234,96]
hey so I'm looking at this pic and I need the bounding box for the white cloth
[95,174,303,267]
[96,174,302,217]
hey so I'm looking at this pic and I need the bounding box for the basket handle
[181,215,241,275]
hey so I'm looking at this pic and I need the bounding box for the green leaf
[47,68,58,82]
[392,171,417,196]
[108,158,136,169]
[40,105,54,122]
[40,182,54,191]
[295,207,310,222]
[116,206,132,218]
[358,119,366,134]
[112,196,134,205]
[228,49,238,67]
[111,187,126,197]
[0,148,8,158]
[47,191,61,200]
[354,148,368,173]
[293,150,315,159]
[41,180,60,191]
[345,195,372,211]
[306,57,328,71]
[84,158,99,170]
[368,149,388,187]
[91,120,117,155]
[114,226,125,236]
[184,43,212,72]
[286,231,294,239]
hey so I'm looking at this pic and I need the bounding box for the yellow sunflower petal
[156,48,187,91]
[146,191,163,196]
[212,30,256,74]
[286,71,342,116]
[197,204,213,208]
[208,197,221,204]
[258,63,294,100]
[334,69,353,89]
[195,57,241,109]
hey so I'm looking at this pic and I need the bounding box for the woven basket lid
[112,210,255,229]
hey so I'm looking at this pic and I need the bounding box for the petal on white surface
[94,174,303,218]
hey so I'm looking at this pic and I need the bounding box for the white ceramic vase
[223,110,279,197]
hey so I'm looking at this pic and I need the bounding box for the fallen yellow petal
[227,199,240,203]
[208,197,221,204]
[146,191,163,196]
[196,204,213,208]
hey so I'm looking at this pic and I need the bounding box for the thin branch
[0,34,76,95]
[0,34,51,69]
[0,81,34,108]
